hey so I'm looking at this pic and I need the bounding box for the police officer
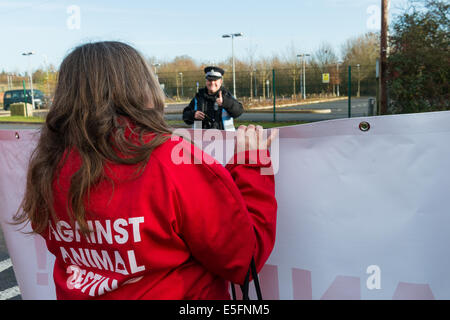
[183,66,243,130]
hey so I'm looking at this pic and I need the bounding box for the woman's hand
[235,124,279,153]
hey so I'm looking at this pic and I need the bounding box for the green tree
[387,0,449,113]
[341,32,379,70]
[311,42,339,95]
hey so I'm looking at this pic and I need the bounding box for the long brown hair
[13,41,172,234]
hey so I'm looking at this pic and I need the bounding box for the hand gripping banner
[1,111,449,299]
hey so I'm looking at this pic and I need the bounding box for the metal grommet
[359,121,370,132]
[15,132,20,139]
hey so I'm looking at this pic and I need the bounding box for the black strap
[231,279,236,300]
[240,267,250,300]
[231,257,263,300]
[251,257,263,300]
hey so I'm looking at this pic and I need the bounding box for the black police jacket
[182,87,243,130]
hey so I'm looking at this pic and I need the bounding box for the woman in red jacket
[13,41,278,299]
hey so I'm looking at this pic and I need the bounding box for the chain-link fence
[0,64,376,108]
[157,64,376,101]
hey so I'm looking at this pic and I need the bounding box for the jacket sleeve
[182,98,196,125]
[222,91,244,118]
[166,139,277,285]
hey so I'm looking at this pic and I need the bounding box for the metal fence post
[348,66,352,118]
[273,69,276,122]
[368,98,375,116]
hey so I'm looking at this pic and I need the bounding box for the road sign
[322,73,330,83]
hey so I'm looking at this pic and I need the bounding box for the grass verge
[0,116,308,128]
[167,120,308,128]
[0,116,44,123]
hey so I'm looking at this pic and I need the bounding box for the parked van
[3,89,45,110]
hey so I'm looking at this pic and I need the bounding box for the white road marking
[0,286,21,300]
[0,258,12,273]
[0,259,21,299]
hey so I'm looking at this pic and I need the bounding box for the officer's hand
[194,111,205,120]
[235,124,279,153]
[216,90,223,106]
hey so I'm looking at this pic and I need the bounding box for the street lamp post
[179,72,184,98]
[254,68,257,98]
[297,54,310,100]
[222,32,243,98]
[22,51,35,110]
[152,63,160,77]
[176,74,179,100]
[296,55,302,98]
[356,64,361,97]
[337,61,342,97]
[7,74,12,90]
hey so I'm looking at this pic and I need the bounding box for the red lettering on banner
[230,264,279,300]
[231,284,243,300]
[320,276,361,300]
[258,264,280,300]
[392,282,435,300]
[292,268,312,300]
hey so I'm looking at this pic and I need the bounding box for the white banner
[1,111,450,299]
[0,130,56,299]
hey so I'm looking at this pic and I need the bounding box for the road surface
[165,97,374,122]
[0,97,375,126]
[0,229,21,300]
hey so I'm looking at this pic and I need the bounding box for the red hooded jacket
[43,134,277,299]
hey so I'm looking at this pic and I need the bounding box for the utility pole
[380,0,389,114]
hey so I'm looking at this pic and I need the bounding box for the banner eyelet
[359,121,370,132]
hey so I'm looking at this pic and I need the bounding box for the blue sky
[0,0,407,73]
